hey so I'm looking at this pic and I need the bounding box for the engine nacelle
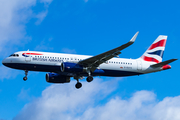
[46,73,70,83]
[61,62,86,73]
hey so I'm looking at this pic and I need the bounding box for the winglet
[130,31,139,43]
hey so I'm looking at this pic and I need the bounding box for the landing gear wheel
[86,76,93,82]
[23,70,28,81]
[23,76,27,81]
[75,82,82,89]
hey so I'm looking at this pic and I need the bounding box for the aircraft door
[137,60,142,71]
[25,52,31,62]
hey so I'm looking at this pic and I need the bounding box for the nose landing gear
[23,70,28,81]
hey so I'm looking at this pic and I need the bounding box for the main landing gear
[86,69,93,82]
[86,76,93,82]
[74,75,94,89]
[74,76,82,89]
[75,82,82,89]
[23,70,28,81]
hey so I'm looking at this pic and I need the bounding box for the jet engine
[61,62,86,73]
[46,73,70,83]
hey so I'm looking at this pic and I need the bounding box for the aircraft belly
[99,69,142,77]
[4,63,60,72]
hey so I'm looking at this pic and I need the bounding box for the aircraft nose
[2,58,8,66]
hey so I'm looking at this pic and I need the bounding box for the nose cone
[2,58,9,66]
[2,59,6,65]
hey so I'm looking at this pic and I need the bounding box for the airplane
[2,32,177,89]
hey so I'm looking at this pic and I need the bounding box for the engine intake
[46,73,70,83]
[61,62,86,73]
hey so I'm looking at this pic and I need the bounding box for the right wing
[78,32,139,71]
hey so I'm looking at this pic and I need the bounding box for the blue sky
[0,0,180,120]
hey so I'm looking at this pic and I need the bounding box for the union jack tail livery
[141,35,167,63]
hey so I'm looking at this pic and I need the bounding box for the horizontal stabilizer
[150,59,178,68]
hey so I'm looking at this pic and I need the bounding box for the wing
[78,31,139,71]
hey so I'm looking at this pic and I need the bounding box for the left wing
[78,31,139,71]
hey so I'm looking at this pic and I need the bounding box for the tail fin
[141,35,167,63]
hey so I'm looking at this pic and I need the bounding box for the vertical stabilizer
[140,35,167,63]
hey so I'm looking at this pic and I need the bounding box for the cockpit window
[9,54,14,57]
[9,54,19,57]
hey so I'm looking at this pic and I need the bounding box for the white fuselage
[2,51,163,77]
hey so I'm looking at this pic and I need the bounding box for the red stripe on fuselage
[148,39,166,50]
[142,56,160,63]
[23,53,43,55]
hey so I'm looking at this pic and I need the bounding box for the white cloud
[13,78,180,120]
[13,78,119,120]
[0,0,52,54]
[0,0,52,80]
